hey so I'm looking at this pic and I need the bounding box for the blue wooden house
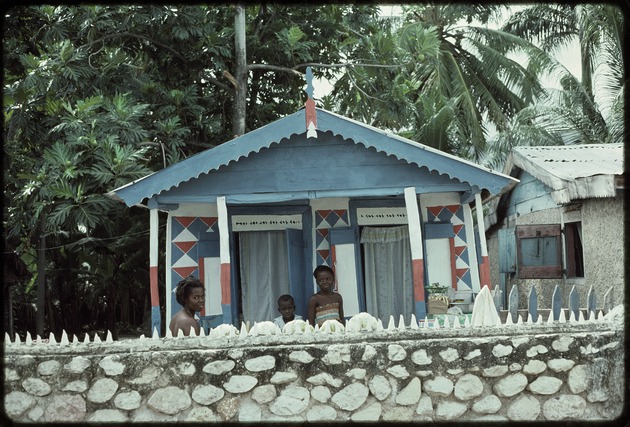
[112,72,517,335]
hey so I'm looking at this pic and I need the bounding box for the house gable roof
[112,107,517,207]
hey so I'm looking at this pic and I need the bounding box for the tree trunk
[233,4,247,137]
[36,213,46,336]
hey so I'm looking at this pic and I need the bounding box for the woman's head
[175,276,205,306]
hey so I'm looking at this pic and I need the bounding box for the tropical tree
[489,4,624,164]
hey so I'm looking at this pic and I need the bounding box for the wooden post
[149,209,161,336]
[404,187,426,320]
[475,193,491,290]
[217,196,232,324]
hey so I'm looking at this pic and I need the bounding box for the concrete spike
[578,311,586,322]
[453,316,460,328]
[165,328,173,338]
[547,311,555,323]
[152,327,160,339]
[60,330,70,346]
[410,314,419,329]
[106,331,113,342]
[505,314,514,326]
[526,313,533,324]
[387,316,396,331]
[25,332,33,346]
[14,334,21,345]
[93,334,102,343]
[398,314,406,331]
[558,309,567,323]
[568,310,576,323]
[49,332,57,344]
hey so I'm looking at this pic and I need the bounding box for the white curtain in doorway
[361,226,413,324]
[239,231,289,324]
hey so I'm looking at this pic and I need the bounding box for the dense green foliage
[3,4,624,339]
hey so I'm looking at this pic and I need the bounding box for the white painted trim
[404,187,424,260]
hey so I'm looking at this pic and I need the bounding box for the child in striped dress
[307,265,345,327]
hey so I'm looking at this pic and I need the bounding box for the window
[516,225,562,279]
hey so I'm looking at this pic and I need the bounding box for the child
[273,294,303,328]
[169,276,205,336]
[307,265,345,327]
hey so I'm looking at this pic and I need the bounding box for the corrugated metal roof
[511,143,624,204]
[111,107,518,207]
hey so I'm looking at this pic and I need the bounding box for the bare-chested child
[307,265,345,327]
[169,276,205,336]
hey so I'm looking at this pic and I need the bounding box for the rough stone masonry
[3,306,625,423]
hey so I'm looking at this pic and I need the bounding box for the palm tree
[490,4,624,163]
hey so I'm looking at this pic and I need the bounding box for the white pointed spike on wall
[93,334,102,343]
[387,316,396,331]
[106,331,113,343]
[505,314,514,326]
[60,330,70,346]
[547,311,554,323]
[152,327,159,340]
[578,311,586,322]
[49,332,57,344]
[410,314,419,329]
[398,315,406,331]
[526,313,533,324]
[25,331,33,346]
[559,309,567,323]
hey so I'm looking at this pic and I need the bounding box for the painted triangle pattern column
[426,204,472,291]
[315,209,349,268]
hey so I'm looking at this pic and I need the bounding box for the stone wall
[4,307,625,423]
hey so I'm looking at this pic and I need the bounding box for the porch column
[217,196,233,324]
[404,187,426,320]
[149,208,161,336]
[475,192,491,290]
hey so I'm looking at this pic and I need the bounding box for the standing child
[273,294,303,329]
[307,265,345,327]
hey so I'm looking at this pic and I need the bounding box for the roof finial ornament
[305,66,318,138]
